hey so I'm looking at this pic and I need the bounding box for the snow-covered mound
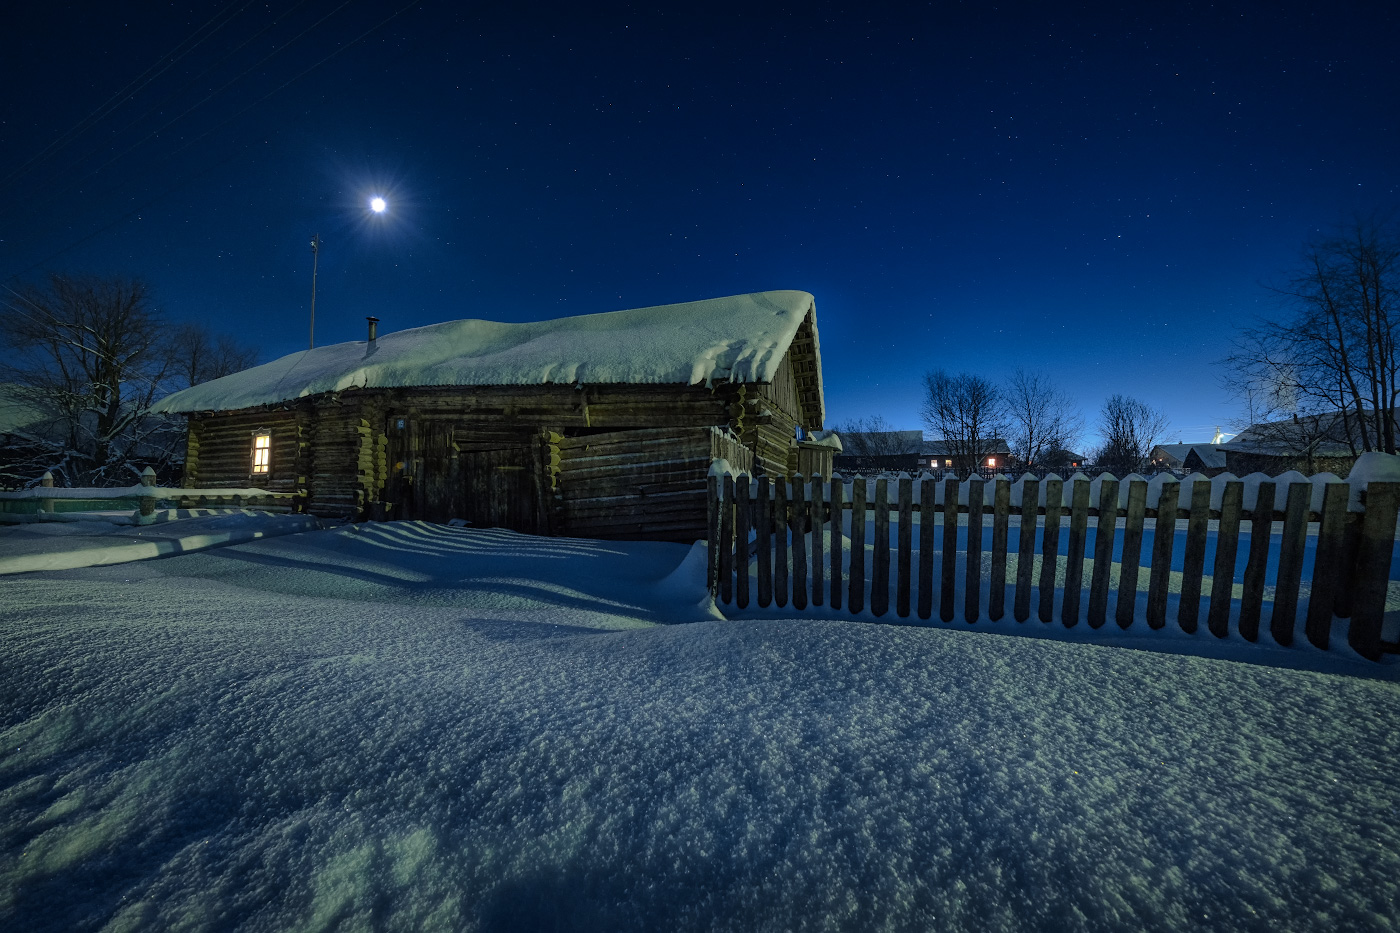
[153,290,819,414]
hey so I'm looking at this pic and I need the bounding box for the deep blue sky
[3,1,1396,448]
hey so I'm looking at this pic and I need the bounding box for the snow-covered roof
[1151,443,1226,469]
[153,290,823,421]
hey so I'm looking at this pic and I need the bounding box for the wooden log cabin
[153,290,828,541]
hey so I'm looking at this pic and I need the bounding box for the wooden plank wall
[709,474,1400,662]
[185,409,305,497]
[557,427,750,541]
[176,354,818,532]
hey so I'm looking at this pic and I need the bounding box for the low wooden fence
[706,472,1400,662]
[0,469,302,521]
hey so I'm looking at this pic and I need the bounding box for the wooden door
[458,446,541,531]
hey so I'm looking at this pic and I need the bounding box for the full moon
[370,197,387,213]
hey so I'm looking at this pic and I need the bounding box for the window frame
[251,432,272,476]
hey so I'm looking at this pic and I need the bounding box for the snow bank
[0,511,323,574]
[152,290,820,416]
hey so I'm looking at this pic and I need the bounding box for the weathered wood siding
[555,427,751,541]
[185,408,306,496]
[177,336,819,536]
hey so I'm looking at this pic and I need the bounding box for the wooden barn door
[384,414,546,533]
[458,445,542,531]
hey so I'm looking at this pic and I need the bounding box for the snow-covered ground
[0,511,325,574]
[3,522,1399,932]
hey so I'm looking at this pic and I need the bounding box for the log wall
[180,357,817,536]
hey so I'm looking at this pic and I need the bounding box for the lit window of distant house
[987,457,996,467]
[252,434,271,473]
[945,459,952,467]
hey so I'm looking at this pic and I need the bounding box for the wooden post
[1348,482,1400,661]
[1237,481,1274,642]
[849,478,866,613]
[830,477,844,611]
[1335,519,1361,619]
[810,476,825,607]
[1146,482,1180,630]
[1039,477,1064,623]
[1062,479,1091,627]
[941,478,959,622]
[138,466,158,522]
[1304,482,1350,649]
[39,470,55,515]
[872,478,890,617]
[791,476,808,611]
[1269,482,1311,646]
[774,479,789,608]
[1207,481,1245,639]
[897,476,913,618]
[735,475,751,609]
[989,478,1010,621]
[756,475,772,608]
[1087,477,1119,628]
[965,478,984,622]
[707,474,719,597]
[1116,480,1148,629]
[1177,480,1212,634]
[719,474,735,604]
[1014,478,1039,622]
[919,476,936,620]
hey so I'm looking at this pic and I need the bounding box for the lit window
[945,459,952,467]
[987,457,996,467]
[252,434,271,474]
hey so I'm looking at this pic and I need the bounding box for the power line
[2,0,424,284]
[0,0,255,190]
[0,0,346,224]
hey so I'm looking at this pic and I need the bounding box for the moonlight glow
[370,197,387,213]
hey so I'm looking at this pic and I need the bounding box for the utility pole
[309,233,322,350]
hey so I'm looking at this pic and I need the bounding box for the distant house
[835,435,1013,475]
[1220,410,1397,476]
[152,291,826,541]
[832,429,924,473]
[918,438,1013,473]
[1149,443,1228,476]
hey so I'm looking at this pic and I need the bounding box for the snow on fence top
[153,290,820,415]
[742,452,1400,513]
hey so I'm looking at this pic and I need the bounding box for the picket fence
[706,471,1400,662]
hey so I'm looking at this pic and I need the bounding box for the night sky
[3,1,1396,448]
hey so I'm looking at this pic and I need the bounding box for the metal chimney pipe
[366,316,379,346]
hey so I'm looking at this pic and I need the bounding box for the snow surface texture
[3,522,1399,932]
[152,290,820,416]
[0,512,324,574]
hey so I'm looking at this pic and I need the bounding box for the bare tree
[920,370,1007,475]
[834,414,923,472]
[167,323,258,389]
[1003,368,1083,469]
[1225,215,1399,454]
[835,415,921,457]
[1094,394,1169,474]
[0,273,257,486]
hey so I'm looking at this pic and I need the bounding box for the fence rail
[707,472,1400,662]
[0,470,303,521]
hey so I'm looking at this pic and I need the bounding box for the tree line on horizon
[841,214,1400,477]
